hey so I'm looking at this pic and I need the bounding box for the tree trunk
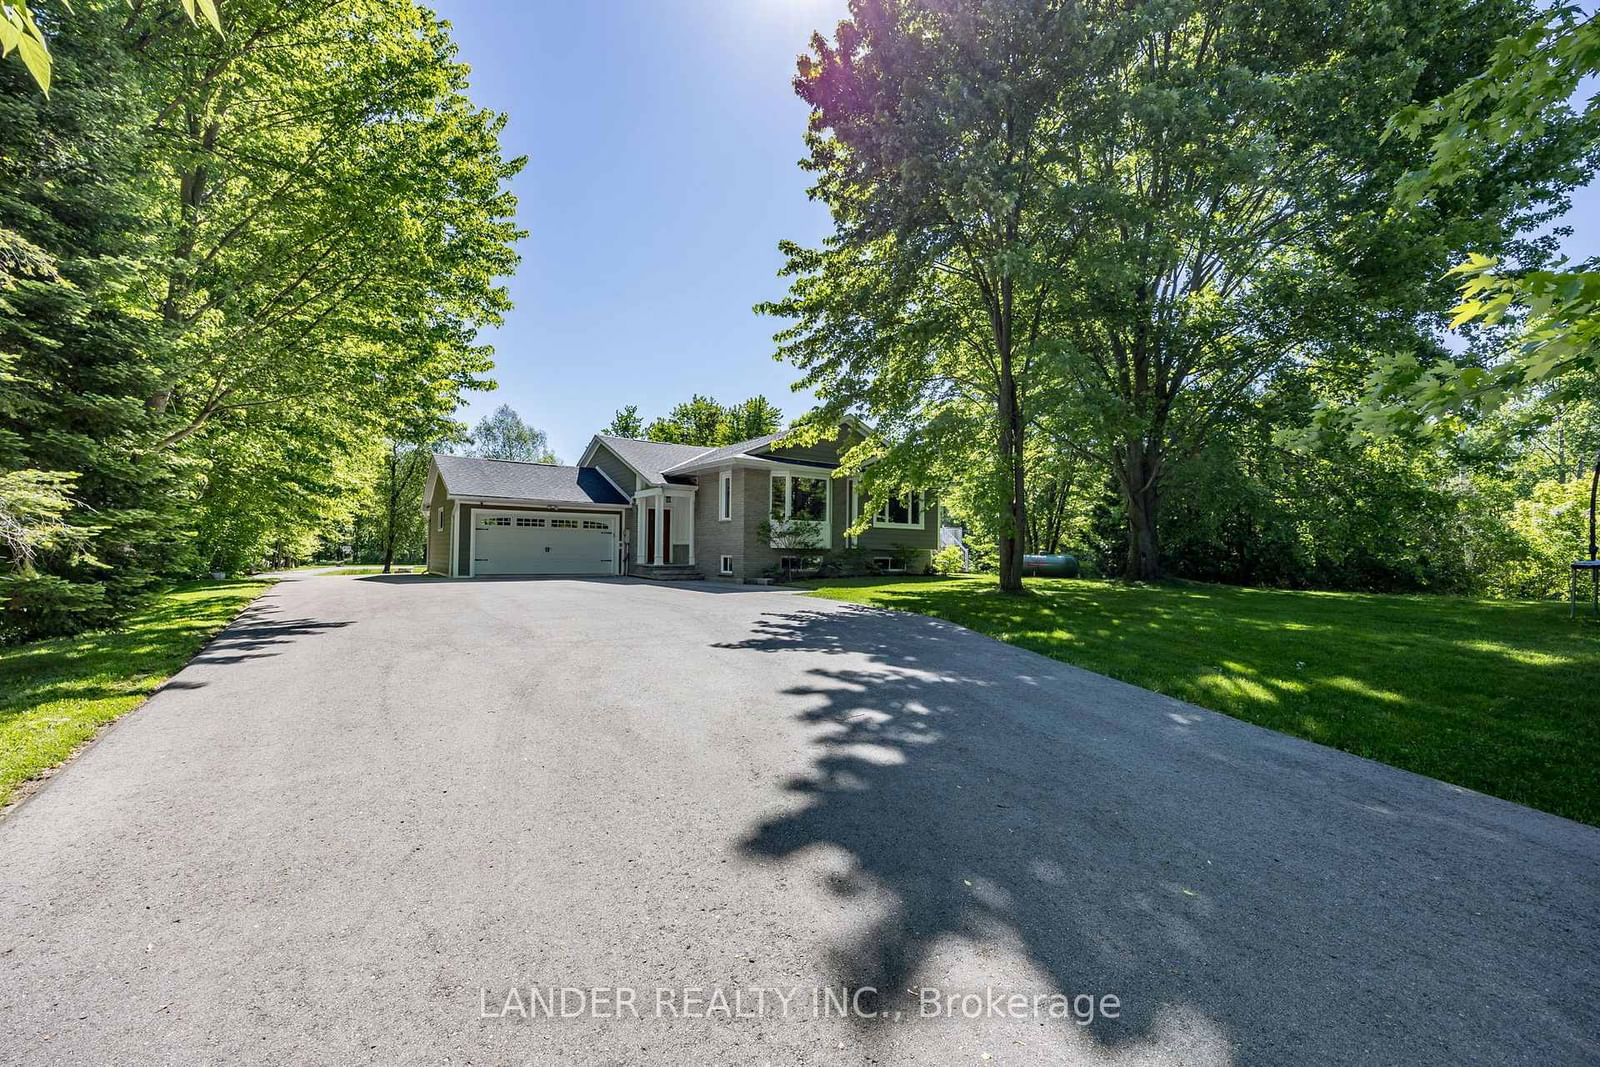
[997,363,1027,593]
[1118,439,1162,582]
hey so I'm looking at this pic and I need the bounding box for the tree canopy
[468,405,559,464]
[766,0,1589,589]
[616,394,785,447]
[1336,7,1600,436]
[0,0,520,638]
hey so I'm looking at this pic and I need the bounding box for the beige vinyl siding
[426,481,451,574]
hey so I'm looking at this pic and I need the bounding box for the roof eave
[448,494,629,510]
[664,453,838,477]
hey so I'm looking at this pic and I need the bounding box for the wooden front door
[663,509,672,563]
[646,506,656,564]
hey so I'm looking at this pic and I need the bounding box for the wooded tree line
[767,0,1599,595]
[0,0,521,640]
[605,394,785,446]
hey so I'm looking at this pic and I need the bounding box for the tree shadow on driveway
[720,606,1600,1064]
[188,599,353,668]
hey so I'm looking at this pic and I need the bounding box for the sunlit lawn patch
[0,580,269,809]
[802,575,1600,825]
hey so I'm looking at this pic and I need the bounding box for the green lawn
[802,576,1600,825]
[260,564,418,575]
[312,566,418,576]
[0,580,270,809]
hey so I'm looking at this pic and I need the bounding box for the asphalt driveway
[1,575,1596,1065]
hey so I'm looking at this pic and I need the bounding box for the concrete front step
[628,564,703,581]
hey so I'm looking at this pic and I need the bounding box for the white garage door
[472,510,617,576]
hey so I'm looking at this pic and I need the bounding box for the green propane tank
[1022,554,1079,578]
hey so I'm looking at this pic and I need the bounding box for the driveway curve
[1,575,1595,1065]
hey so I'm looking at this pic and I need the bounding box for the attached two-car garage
[424,455,634,577]
[470,509,618,576]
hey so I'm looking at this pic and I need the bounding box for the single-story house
[421,424,938,581]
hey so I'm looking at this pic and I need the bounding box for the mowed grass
[0,580,269,809]
[802,576,1600,825]
[312,566,417,576]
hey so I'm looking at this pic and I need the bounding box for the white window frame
[718,469,732,521]
[719,554,733,575]
[768,471,832,548]
[874,556,906,573]
[437,507,445,533]
[872,490,925,530]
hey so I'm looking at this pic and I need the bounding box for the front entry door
[645,505,674,564]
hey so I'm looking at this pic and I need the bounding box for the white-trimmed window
[582,520,609,530]
[873,491,924,529]
[718,470,732,521]
[719,554,733,575]
[515,516,545,527]
[550,518,578,529]
[480,516,511,528]
[874,556,907,573]
[437,507,445,533]
[769,472,828,524]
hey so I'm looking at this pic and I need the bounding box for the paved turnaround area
[1,575,1596,1065]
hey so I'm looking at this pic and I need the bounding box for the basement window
[720,555,733,575]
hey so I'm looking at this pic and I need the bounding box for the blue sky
[432,0,848,462]
[433,1,1596,463]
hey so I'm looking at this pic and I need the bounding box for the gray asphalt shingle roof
[432,454,629,506]
[659,433,783,475]
[592,435,720,485]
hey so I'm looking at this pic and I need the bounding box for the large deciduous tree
[604,405,645,439]
[0,0,522,631]
[638,394,784,446]
[768,0,1568,587]
[468,404,558,464]
[646,394,729,446]
[722,395,785,443]
[765,0,1092,591]
[133,0,520,454]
